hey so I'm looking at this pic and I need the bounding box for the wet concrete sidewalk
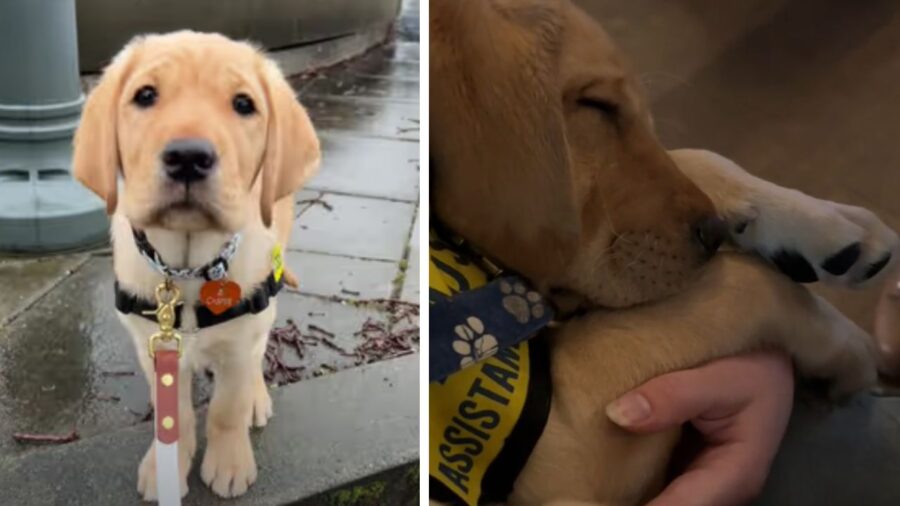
[0,0,419,502]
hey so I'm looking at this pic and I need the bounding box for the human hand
[874,264,900,377]
[605,351,794,506]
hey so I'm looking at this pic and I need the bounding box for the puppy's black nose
[692,216,727,255]
[161,138,217,183]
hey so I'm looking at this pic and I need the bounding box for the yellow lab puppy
[74,31,319,499]
[430,1,896,505]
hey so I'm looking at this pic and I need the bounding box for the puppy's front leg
[781,289,878,397]
[513,254,876,506]
[201,338,260,498]
[670,149,898,286]
[249,329,274,428]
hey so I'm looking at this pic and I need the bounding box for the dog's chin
[143,202,228,232]
[575,268,699,309]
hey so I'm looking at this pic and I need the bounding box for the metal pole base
[0,0,108,254]
[0,140,107,253]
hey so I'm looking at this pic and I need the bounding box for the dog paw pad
[865,253,892,280]
[822,242,861,276]
[771,249,819,283]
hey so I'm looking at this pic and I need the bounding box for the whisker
[639,71,691,92]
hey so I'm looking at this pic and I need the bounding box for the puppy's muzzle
[161,138,217,183]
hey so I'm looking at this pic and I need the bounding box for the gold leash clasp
[143,279,183,358]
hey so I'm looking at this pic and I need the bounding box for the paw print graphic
[452,316,499,368]
[500,280,545,324]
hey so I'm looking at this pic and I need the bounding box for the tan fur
[73,31,319,499]
[432,0,718,309]
[258,60,321,227]
[431,1,879,504]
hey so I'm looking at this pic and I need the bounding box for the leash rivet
[162,416,174,430]
[161,373,174,387]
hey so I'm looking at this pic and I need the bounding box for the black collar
[430,220,507,278]
[131,228,242,282]
[114,272,283,330]
[432,219,589,319]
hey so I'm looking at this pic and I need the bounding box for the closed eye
[577,97,619,117]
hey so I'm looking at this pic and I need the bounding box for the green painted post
[0,0,107,253]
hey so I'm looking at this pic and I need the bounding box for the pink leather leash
[154,350,181,505]
[143,281,184,505]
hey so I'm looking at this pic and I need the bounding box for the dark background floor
[574,1,900,504]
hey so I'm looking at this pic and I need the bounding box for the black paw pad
[864,253,892,280]
[771,249,819,283]
[822,242,861,276]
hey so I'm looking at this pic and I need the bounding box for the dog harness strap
[154,349,181,506]
[430,276,553,382]
[115,282,185,328]
[194,272,283,328]
[114,272,282,329]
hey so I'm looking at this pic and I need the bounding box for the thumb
[606,367,736,433]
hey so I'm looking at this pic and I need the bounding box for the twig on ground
[320,336,355,357]
[13,428,80,445]
[101,370,135,377]
[126,404,154,422]
[308,324,336,338]
[297,196,334,212]
[266,320,308,385]
[265,297,419,385]
[352,316,418,363]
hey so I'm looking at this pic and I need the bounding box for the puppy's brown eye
[133,85,158,108]
[578,97,619,117]
[232,94,256,116]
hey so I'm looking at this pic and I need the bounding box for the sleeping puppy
[430,0,897,504]
[73,31,319,499]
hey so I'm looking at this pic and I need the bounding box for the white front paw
[201,427,257,498]
[669,149,897,286]
[818,326,879,400]
[734,195,897,286]
[137,439,193,502]
[792,296,879,400]
[251,377,274,428]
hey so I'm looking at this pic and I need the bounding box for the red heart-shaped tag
[200,280,241,315]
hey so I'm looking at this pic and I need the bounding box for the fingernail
[606,392,651,427]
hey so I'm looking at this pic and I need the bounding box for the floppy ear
[431,1,581,282]
[72,43,137,215]
[259,60,321,227]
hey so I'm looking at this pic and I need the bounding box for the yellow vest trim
[430,228,543,505]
